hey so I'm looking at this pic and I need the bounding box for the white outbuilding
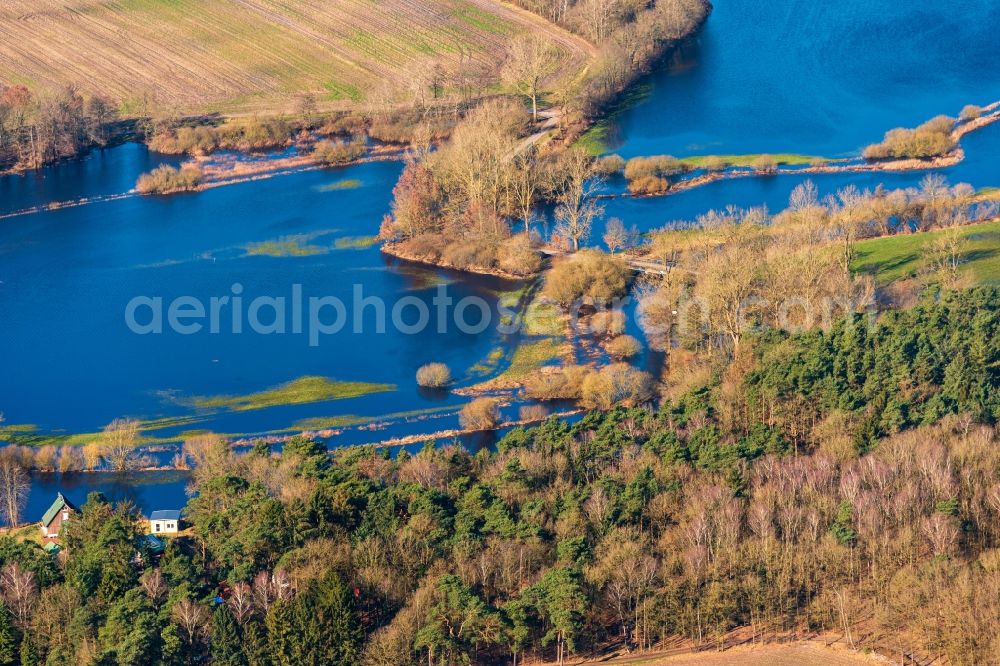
[149,510,181,535]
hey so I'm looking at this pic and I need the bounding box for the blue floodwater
[3,0,1000,513]
[0,153,528,439]
[24,470,192,522]
[606,0,1000,159]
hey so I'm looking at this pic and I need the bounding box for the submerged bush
[588,310,626,337]
[628,175,670,195]
[960,105,984,121]
[497,234,542,276]
[148,126,217,154]
[518,404,549,421]
[604,334,643,359]
[863,115,956,160]
[624,155,686,180]
[312,138,366,165]
[593,154,626,176]
[460,398,500,431]
[751,154,778,173]
[543,250,630,309]
[216,118,293,151]
[521,365,589,401]
[701,155,728,172]
[136,164,204,194]
[416,363,452,388]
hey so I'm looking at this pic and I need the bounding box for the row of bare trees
[635,176,998,352]
[0,85,117,170]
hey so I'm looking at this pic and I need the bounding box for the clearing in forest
[0,0,593,114]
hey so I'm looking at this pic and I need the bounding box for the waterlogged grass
[576,120,612,156]
[189,376,396,412]
[245,235,326,257]
[334,235,379,250]
[679,153,828,169]
[496,284,530,309]
[852,219,1000,285]
[497,337,565,381]
[468,347,505,377]
[138,415,208,432]
[573,84,653,155]
[293,404,457,431]
[316,179,363,192]
[290,415,367,430]
[523,301,564,336]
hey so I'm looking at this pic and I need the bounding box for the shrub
[136,164,204,194]
[604,334,642,359]
[702,155,728,172]
[416,363,452,388]
[588,310,626,337]
[593,154,626,176]
[624,155,686,180]
[960,105,984,121]
[628,175,670,195]
[580,363,654,410]
[442,238,498,271]
[215,118,293,151]
[751,154,778,173]
[312,138,366,165]
[863,115,956,160]
[460,398,501,431]
[320,113,368,136]
[497,234,542,276]
[396,234,447,262]
[518,405,549,422]
[369,112,456,143]
[521,365,590,400]
[148,126,217,154]
[543,250,631,308]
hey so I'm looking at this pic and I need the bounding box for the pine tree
[210,605,246,666]
[265,598,297,666]
[311,572,362,664]
[0,603,16,666]
[17,635,36,666]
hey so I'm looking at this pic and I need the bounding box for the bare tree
[502,35,558,122]
[554,149,604,251]
[101,418,142,472]
[922,226,967,288]
[603,217,637,253]
[228,581,255,625]
[171,598,210,648]
[0,562,37,629]
[0,452,29,528]
[140,569,167,602]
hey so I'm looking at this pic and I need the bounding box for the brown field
[534,642,885,666]
[0,0,593,114]
[645,643,884,666]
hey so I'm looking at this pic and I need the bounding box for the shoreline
[602,104,1000,202]
[0,145,408,221]
[379,242,536,281]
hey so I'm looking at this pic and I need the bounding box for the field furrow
[0,0,593,113]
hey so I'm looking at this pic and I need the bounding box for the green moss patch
[678,153,828,168]
[334,235,379,250]
[188,376,396,413]
[316,179,363,192]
